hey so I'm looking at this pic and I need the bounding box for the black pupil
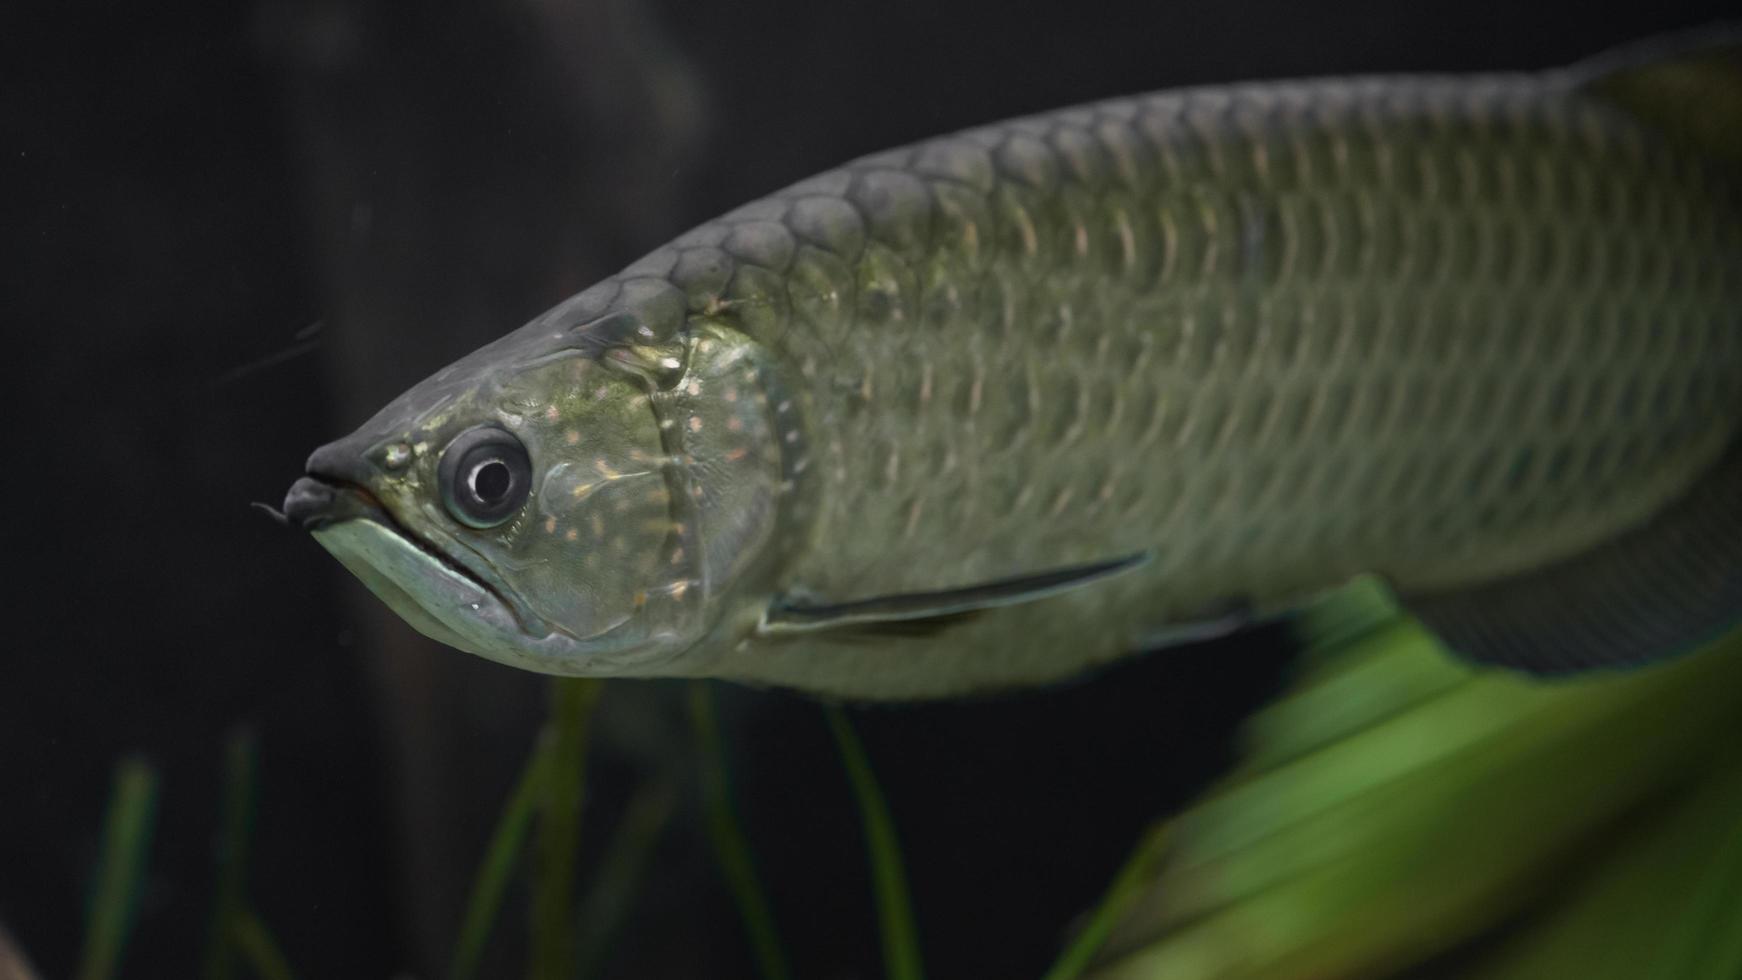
[472,459,512,503]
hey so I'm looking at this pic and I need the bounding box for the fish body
[285,31,1742,699]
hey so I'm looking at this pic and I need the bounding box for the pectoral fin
[1135,597,1261,650]
[760,551,1152,639]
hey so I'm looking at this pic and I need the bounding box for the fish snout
[287,437,396,530]
[282,477,339,530]
[305,440,377,486]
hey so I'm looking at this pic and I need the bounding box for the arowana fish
[283,28,1742,699]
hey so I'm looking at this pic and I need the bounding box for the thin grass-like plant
[450,730,557,980]
[203,728,258,980]
[688,681,792,980]
[75,756,159,980]
[232,908,297,980]
[1039,821,1173,980]
[825,706,925,980]
[531,678,603,980]
[574,782,676,980]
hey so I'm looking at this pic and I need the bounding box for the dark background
[4,2,1732,977]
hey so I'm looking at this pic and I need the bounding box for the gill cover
[598,312,804,626]
[466,310,799,671]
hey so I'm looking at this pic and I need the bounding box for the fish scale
[690,73,1736,693]
[289,31,1742,698]
[676,78,1738,608]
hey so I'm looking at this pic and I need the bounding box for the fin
[1399,444,1742,674]
[760,551,1152,638]
[1568,23,1742,163]
[1135,597,1258,650]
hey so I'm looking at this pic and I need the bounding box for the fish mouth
[284,473,551,656]
[283,463,676,675]
[286,476,507,603]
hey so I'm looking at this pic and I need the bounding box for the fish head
[283,291,794,677]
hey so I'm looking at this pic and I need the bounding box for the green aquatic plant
[201,729,270,980]
[451,718,557,980]
[202,732,254,979]
[229,911,296,980]
[76,737,297,980]
[573,782,675,980]
[689,681,793,980]
[686,693,927,980]
[449,678,604,980]
[1068,584,1742,979]
[1041,822,1174,980]
[826,706,925,980]
[531,679,603,980]
[76,757,157,980]
[58,576,1742,978]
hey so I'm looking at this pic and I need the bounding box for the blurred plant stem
[1040,822,1173,980]
[75,757,158,980]
[574,782,676,980]
[530,679,603,980]
[689,682,792,980]
[825,706,925,980]
[203,729,258,980]
[232,909,296,980]
[450,734,556,980]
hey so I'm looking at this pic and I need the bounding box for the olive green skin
[541,72,1738,697]
[324,68,1742,699]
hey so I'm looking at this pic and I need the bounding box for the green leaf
[450,730,555,980]
[573,782,675,980]
[826,706,924,980]
[530,678,603,980]
[1041,822,1173,980]
[1083,618,1742,979]
[203,729,259,980]
[689,682,791,980]
[232,908,297,980]
[76,757,159,980]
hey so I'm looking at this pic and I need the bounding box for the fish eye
[438,425,532,528]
